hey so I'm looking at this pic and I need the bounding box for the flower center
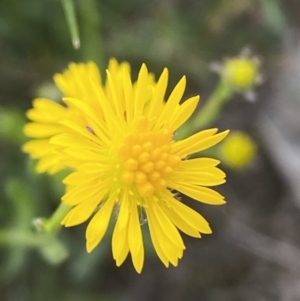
[223,58,258,90]
[118,127,181,197]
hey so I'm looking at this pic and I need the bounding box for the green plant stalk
[0,228,68,264]
[196,81,233,128]
[42,202,72,233]
[0,229,47,247]
[62,0,80,49]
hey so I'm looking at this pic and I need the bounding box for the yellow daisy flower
[22,59,147,174]
[51,63,229,273]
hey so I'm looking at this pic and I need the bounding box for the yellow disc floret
[118,118,181,197]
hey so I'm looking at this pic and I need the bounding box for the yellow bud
[222,57,258,91]
[220,131,257,169]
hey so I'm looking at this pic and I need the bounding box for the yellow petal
[134,63,149,115]
[170,168,226,186]
[128,202,144,273]
[53,62,102,101]
[166,194,212,234]
[62,97,110,144]
[179,158,220,170]
[106,71,126,124]
[155,76,186,128]
[86,195,116,253]
[62,181,106,206]
[27,98,67,122]
[147,205,183,266]
[172,129,217,155]
[122,67,134,122]
[62,198,99,227]
[50,133,99,150]
[59,119,102,145]
[61,147,106,163]
[169,182,226,205]
[63,171,95,186]
[112,192,130,266]
[22,139,53,158]
[76,163,111,175]
[160,202,201,237]
[147,68,168,119]
[146,207,169,267]
[24,123,65,138]
[172,129,229,157]
[152,203,185,249]
[168,96,199,131]
[35,155,64,174]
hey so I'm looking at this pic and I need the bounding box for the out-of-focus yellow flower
[211,48,262,101]
[219,131,257,169]
[221,57,259,91]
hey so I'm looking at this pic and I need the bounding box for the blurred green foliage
[0,0,294,300]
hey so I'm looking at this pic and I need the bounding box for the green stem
[0,228,68,264]
[196,81,233,128]
[0,229,47,247]
[42,203,72,233]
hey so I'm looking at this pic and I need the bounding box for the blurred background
[1,0,300,300]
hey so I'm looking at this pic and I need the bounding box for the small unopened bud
[221,57,259,91]
[212,47,263,101]
[219,131,257,170]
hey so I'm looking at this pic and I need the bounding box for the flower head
[211,48,263,101]
[222,57,258,91]
[49,62,229,272]
[219,130,257,169]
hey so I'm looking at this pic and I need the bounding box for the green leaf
[62,0,80,49]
